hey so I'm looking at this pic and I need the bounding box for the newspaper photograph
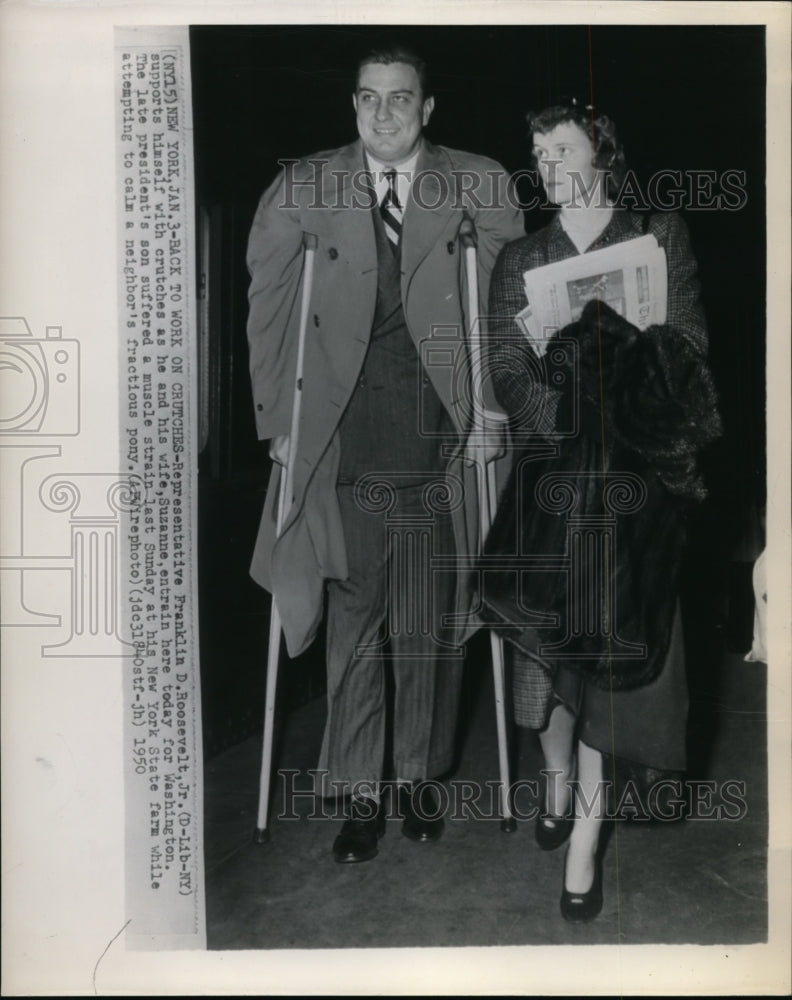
[1,2,790,997]
[518,234,668,352]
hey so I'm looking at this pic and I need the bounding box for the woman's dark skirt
[511,603,687,772]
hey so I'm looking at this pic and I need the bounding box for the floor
[203,626,768,950]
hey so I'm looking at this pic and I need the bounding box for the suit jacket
[246,138,525,655]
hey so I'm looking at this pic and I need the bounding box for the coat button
[328,247,338,260]
[256,403,263,411]
[313,314,320,326]
[447,241,455,254]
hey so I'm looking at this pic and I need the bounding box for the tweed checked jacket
[486,210,709,440]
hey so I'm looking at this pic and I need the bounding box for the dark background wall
[189,24,766,759]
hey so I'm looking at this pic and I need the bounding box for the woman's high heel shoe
[535,813,573,851]
[560,847,603,923]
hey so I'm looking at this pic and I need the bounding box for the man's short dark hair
[355,39,432,100]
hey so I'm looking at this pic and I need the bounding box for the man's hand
[269,433,290,466]
[464,411,507,466]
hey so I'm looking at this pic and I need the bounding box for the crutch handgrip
[459,212,477,249]
[460,215,485,440]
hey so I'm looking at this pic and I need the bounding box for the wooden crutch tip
[500,817,518,833]
[253,827,271,845]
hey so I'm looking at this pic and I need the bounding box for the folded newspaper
[516,234,668,357]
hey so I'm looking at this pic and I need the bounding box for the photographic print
[1,2,789,996]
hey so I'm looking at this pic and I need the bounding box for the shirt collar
[366,148,421,206]
[365,148,421,177]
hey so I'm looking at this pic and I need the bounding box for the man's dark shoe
[400,782,445,843]
[332,797,385,863]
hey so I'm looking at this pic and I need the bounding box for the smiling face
[353,61,434,166]
[533,121,605,207]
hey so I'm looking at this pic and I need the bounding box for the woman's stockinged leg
[538,701,576,817]
[565,739,605,893]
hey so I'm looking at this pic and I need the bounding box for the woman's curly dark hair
[527,98,627,199]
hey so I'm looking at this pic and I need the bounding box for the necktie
[380,169,403,248]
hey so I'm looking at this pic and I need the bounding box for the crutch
[255,231,318,844]
[459,216,517,832]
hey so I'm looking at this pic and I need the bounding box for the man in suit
[246,40,524,862]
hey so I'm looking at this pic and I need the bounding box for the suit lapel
[310,140,457,277]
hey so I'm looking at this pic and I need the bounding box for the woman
[482,100,721,922]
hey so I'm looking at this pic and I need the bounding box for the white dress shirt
[365,148,420,211]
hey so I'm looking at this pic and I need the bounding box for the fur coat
[480,298,722,690]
